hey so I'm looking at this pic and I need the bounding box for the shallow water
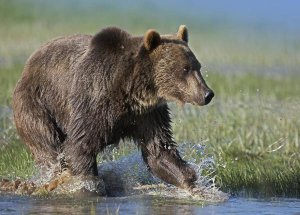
[0,195,299,215]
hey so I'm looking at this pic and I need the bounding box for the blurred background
[1,0,299,76]
[0,0,299,196]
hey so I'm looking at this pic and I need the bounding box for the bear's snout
[192,88,214,106]
[187,71,214,106]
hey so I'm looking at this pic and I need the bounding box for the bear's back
[13,35,93,128]
[17,34,92,97]
[26,34,92,76]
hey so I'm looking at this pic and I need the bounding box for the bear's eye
[183,66,190,74]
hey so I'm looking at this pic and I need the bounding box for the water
[0,195,299,215]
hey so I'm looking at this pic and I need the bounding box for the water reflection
[1,195,300,215]
[0,195,202,215]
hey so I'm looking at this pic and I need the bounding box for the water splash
[0,142,229,202]
[97,142,229,202]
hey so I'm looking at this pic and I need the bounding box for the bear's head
[143,25,214,106]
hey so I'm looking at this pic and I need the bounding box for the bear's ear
[177,25,188,43]
[143,29,161,51]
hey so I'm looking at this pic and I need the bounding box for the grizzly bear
[13,25,214,194]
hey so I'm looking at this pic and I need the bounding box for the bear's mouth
[190,100,205,106]
[190,95,206,106]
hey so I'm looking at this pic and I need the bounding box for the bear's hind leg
[13,93,66,176]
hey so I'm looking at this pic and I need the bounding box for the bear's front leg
[141,143,197,190]
[134,105,197,190]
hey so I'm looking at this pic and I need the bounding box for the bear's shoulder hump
[90,27,131,51]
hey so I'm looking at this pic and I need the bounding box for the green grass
[172,96,300,196]
[0,0,299,197]
[0,140,35,179]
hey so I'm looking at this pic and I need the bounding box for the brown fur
[177,25,188,42]
[12,26,214,193]
[144,29,161,51]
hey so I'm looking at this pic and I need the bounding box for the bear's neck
[131,89,164,113]
[129,64,164,113]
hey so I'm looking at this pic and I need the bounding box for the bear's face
[144,26,214,106]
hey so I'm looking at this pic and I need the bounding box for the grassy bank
[0,0,299,197]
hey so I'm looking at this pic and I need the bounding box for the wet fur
[12,26,202,192]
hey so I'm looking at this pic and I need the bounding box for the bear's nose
[204,90,214,104]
